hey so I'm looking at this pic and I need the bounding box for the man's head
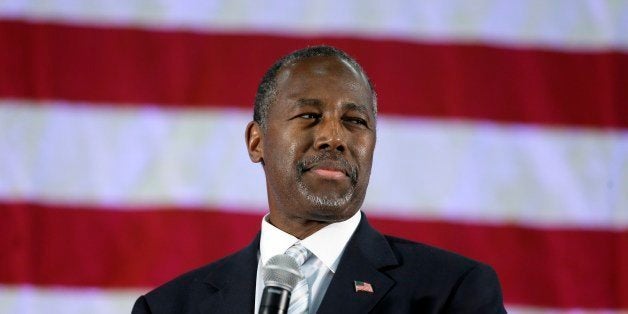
[245,46,377,238]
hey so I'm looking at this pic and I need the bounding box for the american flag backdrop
[1,1,627,313]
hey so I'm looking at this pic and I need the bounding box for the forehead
[274,56,372,104]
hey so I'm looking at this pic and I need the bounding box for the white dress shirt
[254,210,362,314]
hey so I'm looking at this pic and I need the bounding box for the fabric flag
[354,281,374,294]
[1,1,627,313]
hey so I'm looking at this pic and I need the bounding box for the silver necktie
[285,243,311,314]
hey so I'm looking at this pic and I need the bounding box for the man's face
[256,56,376,225]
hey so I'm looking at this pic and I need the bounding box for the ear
[245,121,264,164]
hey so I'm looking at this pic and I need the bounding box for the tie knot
[285,243,310,266]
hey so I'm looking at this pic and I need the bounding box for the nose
[314,118,345,152]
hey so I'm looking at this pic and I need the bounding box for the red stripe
[1,202,626,308]
[1,19,626,128]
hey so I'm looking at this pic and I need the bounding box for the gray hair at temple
[253,45,378,131]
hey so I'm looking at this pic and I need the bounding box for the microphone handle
[259,286,291,314]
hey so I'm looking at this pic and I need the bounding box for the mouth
[297,153,358,184]
[310,166,348,180]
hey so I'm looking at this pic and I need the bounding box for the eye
[344,117,368,126]
[298,113,321,120]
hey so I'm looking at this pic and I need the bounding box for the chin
[296,181,361,222]
[298,180,351,204]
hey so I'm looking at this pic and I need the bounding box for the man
[132,46,506,313]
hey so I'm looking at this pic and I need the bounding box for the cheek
[281,128,313,156]
[279,143,297,177]
[288,140,298,158]
[353,136,375,164]
[272,133,301,176]
[280,135,300,165]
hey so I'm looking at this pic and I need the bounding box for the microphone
[259,254,302,314]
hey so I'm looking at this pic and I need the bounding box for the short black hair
[253,45,377,130]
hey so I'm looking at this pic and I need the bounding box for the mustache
[296,152,358,184]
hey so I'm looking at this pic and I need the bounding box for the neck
[267,212,332,239]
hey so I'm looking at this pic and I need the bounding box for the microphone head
[262,254,303,291]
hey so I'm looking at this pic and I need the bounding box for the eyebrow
[295,98,323,108]
[342,102,370,117]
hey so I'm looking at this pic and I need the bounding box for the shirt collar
[259,210,361,273]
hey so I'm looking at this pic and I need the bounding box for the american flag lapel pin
[354,280,374,293]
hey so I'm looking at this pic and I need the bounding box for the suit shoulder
[138,250,244,313]
[379,235,505,312]
[383,235,491,274]
[149,252,233,292]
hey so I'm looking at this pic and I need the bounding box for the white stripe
[0,286,625,314]
[370,117,628,229]
[0,100,626,229]
[0,285,144,314]
[0,0,627,51]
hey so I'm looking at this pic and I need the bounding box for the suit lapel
[317,215,398,314]
[198,233,260,314]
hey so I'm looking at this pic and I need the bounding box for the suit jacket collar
[198,213,398,314]
[317,213,399,313]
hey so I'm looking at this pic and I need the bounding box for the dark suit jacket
[132,214,506,313]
